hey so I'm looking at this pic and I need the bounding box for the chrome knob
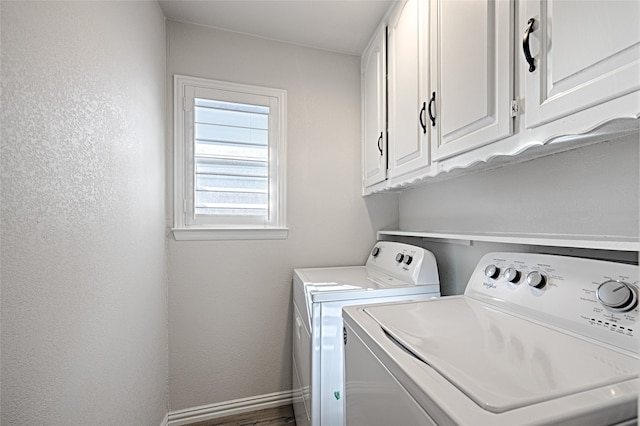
[395,253,404,263]
[403,255,413,265]
[371,246,380,257]
[484,265,500,279]
[597,280,637,311]
[527,271,546,289]
[504,267,521,283]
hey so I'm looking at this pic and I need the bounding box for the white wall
[166,21,398,410]
[1,2,168,425]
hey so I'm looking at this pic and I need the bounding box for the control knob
[371,246,380,257]
[596,280,637,312]
[504,267,521,283]
[395,253,404,263]
[403,255,413,265]
[527,271,546,289]
[484,265,500,279]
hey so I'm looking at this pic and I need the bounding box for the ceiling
[158,0,395,56]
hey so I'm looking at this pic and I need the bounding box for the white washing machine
[292,241,441,426]
[343,252,639,426]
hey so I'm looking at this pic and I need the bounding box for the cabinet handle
[523,18,536,72]
[428,92,436,127]
[419,102,427,134]
[377,132,383,155]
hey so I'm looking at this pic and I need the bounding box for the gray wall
[400,135,639,237]
[1,2,168,425]
[395,133,639,296]
[165,21,398,410]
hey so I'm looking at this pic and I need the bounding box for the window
[172,75,287,241]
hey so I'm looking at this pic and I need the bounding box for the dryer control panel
[366,242,439,286]
[465,252,639,354]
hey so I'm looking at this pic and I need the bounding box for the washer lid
[364,297,639,414]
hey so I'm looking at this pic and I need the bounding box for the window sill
[171,227,289,241]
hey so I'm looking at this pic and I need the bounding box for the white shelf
[377,230,640,252]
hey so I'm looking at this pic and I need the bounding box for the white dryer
[343,252,639,426]
[292,242,441,426]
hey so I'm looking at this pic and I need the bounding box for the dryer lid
[298,266,440,304]
[299,266,429,290]
[364,297,639,414]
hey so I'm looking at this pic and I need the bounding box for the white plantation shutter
[193,98,270,218]
[173,75,287,240]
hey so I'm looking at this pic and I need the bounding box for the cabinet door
[523,0,640,129]
[387,0,430,179]
[362,24,387,188]
[430,0,513,160]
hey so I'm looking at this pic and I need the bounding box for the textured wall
[165,21,398,410]
[1,2,168,425]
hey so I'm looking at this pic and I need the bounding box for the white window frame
[172,75,288,241]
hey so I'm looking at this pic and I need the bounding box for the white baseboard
[167,390,294,426]
[159,413,169,426]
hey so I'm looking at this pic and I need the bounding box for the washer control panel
[467,252,639,353]
[366,242,439,286]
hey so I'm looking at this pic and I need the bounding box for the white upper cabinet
[362,23,387,188]
[362,0,639,194]
[523,0,640,128]
[387,0,431,179]
[430,0,514,161]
